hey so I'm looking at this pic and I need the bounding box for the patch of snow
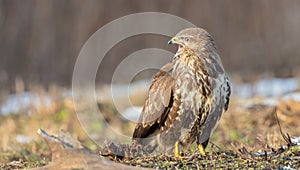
[16,135,32,144]
[291,136,300,146]
[97,79,151,103]
[255,78,298,97]
[233,83,253,99]
[281,166,296,170]
[121,106,142,122]
[0,92,52,115]
[255,150,274,156]
[262,98,279,106]
[234,78,299,99]
[282,92,300,102]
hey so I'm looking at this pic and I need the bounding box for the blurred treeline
[1,0,300,91]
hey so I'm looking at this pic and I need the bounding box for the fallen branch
[31,129,150,170]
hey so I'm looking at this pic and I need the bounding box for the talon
[198,144,206,156]
[174,141,184,158]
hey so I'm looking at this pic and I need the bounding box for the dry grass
[99,97,300,169]
[0,87,96,169]
[0,86,300,169]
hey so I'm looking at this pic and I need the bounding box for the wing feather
[132,62,175,140]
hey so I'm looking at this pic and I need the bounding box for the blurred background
[1,0,300,168]
[1,0,300,91]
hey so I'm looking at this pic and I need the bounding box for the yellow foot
[198,144,206,156]
[174,141,184,158]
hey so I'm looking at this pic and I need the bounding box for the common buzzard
[132,28,231,157]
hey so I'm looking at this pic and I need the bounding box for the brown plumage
[132,28,231,155]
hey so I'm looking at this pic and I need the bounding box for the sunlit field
[0,77,299,169]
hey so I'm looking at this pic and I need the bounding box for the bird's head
[168,27,215,56]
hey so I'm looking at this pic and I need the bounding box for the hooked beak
[168,37,178,44]
[168,37,184,56]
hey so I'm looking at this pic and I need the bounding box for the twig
[274,108,293,147]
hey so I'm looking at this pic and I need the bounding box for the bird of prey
[132,28,231,157]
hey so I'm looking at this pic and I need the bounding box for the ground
[0,86,299,169]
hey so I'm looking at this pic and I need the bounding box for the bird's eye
[185,37,190,42]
